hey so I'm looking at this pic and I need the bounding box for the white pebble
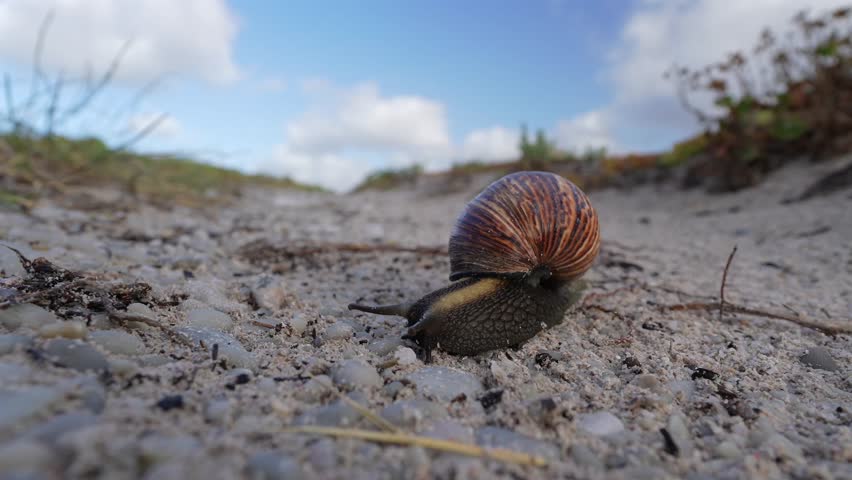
[89,330,147,356]
[332,359,382,389]
[576,411,625,437]
[185,308,234,331]
[393,347,418,366]
[0,304,58,331]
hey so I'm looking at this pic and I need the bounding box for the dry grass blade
[284,426,548,467]
[719,245,738,321]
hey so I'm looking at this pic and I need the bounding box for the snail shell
[449,171,600,283]
[349,171,601,360]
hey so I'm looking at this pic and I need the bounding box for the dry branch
[662,302,851,336]
[719,245,738,321]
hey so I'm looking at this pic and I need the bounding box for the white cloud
[287,83,451,156]
[459,126,519,162]
[0,0,240,85]
[260,82,454,191]
[127,112,181,138]
[600,0,851,151]
[554,111,616,153]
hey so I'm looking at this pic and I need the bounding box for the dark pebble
[478,389,504,411]
[156,395,184,411]
[691,368,719,381]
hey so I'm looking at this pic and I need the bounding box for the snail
[349,171,600,361]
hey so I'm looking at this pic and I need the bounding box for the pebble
[185,308,234,332]
[42,339,109,373]
[668,380,696,400]
[0,246,26,277]
[476,426,561,460]
[294,375,333,402]
[126,303,156,319]
[251,277,290,312]
[323,322,354,341]
[295,399,363,427]
[23,411,99,444]
[0,386,66,429]
[380,399,447,428]
[666,411,694,457]
[288,313,308,335]
[0,361,32,384]
[246,451,305,480]
[632,374,661,391]
[0,334,33,355]
[406,366,483,402]
[138,435,200,465]
[715,440,741,459]
[0,304,58,331]
[576,411,625,437]
[177,327,256,370]
[799,347,839,372]
[0,440,54,474]
[571,444,603,468]
[204,398,233,425]
[423,419,474,443]
[88,330,147,356]
[392,347,418,366]
[332,359,382,389]
[367,337,402,356]
[38,321,87,339]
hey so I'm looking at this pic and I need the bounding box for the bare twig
[113,112,168,153]
[662,302,851,336]
[719,245,738,321]
[21,10,55,117]
[108,309,195,348]
[284,426,548,467]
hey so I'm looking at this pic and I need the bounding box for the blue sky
[0,0,845,191]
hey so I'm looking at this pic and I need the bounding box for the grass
[0,132,322,208]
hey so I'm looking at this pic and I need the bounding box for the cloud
[127,112,181,138]
[260,82,453,191]
[459,126,519,162]
[601,0,851,151]
[287,83,451,156]
[553,111,616,153]
[0,0,240,85]
[255,76,286,93]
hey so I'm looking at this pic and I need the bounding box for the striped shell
[448,171,600,282]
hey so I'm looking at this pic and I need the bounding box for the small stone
[177,327,256,370]
[423,419,474,443]
[323,322,354,341]
[23,411,98,444]
[295,399,363,427]
[476,426,560,460]
[0,386,65,429]
[715,440,740,459]
[251,277,290,312]
[88,330,147,356]
[576,411,624,437]
[185,308,234,331]
[288,313,308,335]
[0,304,58,331]
[799,347,839,372]
[668,380,696,400]
[393,347,418,366]
[156,395,184,411]
[126,303,155,319]
[43,339,109,372]
[246,451,305,480]
[666,411,694,457]
[383,381,405,398]
[0,334,33,355]
[332,359,382,390]
[75,377,107,413]
[0,440,54,474]
[406,366,483,402]
[380,399,447,428]
[38,321,87,339]
[204,398,233,425]
[0,361,32,384]
[632,374,661,391]
[367,337,402,356]
[0,246,26,277]
[138,435,199,465]
[295,375,333,402]
[570,444,602,468]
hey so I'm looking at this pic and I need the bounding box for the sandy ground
[0,157,850,480]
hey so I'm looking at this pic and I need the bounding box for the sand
[0,156,850,480]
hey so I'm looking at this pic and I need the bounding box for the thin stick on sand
[719,245,738,321]
[284,426,548,467]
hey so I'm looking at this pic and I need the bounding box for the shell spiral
[448,171,600,283]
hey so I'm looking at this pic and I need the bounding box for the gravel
[0,160,849,479]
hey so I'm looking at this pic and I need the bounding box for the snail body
[349,171,600,360]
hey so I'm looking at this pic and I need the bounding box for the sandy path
[0,158,850,479]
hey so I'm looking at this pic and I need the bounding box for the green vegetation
[666,6,852,190]
[352,164,424,192]
[0,132,321,209]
